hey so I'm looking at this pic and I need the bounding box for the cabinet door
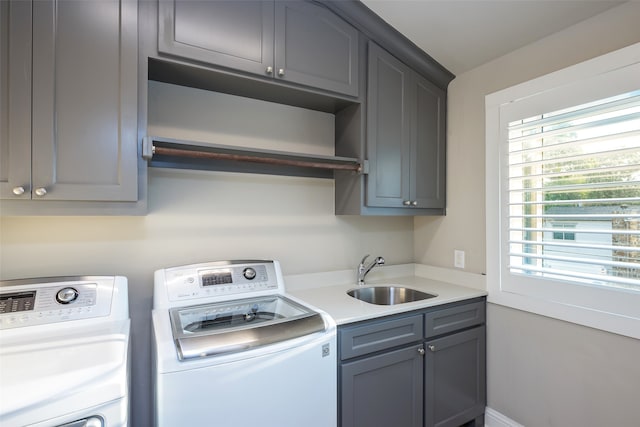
[366,42,412,208]
[158,0,275,78]
[341,344,423,427]
[31,0,138,201]
[424,326,486,427]
[412,74,446,209]
[0,0,32,200]
[275,1,358,96]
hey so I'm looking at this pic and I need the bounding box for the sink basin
[346,286,437,305]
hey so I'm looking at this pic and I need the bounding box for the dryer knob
[243,267,257,280]
[56,287,79,304]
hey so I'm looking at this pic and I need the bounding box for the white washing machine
[152,260,337,427]
[0,276,131,427]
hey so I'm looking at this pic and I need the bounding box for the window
[507,90,640,289]
[551,223,576,242]
[486,42,640,339]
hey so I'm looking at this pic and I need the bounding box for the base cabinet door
[341,344,424,427]
[424,326,486,427]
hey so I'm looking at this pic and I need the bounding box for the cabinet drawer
[340,314,423,360]
[424,301,485,338]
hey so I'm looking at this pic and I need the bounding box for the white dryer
[0,276,131,427]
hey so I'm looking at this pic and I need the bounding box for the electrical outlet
[454,250,465,269]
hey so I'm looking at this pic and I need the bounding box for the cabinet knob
[428,344,436,352]
[265,66,273,75]
[411,201,418,206]
[34,187,47,197]
[12,186,25,196]
[403,200,411,206]
[418,347,425,356]
[278,68,285,77]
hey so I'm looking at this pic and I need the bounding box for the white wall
[414,2,640,426]
[0,82,414,426]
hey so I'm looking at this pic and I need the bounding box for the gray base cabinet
[0,0,139,208]
[158,0,359,97]
[338,299,486,427]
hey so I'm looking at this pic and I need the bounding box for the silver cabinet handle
[265,66,273,75]
[411,201,418,206]
[403,200,411,206]
[418,347,425,356]
[34,187,47,197]
[278,68,285,77]
[428,344,436,352]
[12,186,25,196]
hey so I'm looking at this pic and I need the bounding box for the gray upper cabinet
[158,0,359,97]
[366,41,445,210]
[158,0,274,77]
[0,0,138,204]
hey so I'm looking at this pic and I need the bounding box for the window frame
[486,42,640,339]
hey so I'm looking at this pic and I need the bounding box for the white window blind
[507,90,640,291]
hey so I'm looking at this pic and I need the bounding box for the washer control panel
[0,279,113,329]
[162,261,281,303]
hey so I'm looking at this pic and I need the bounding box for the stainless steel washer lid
[170,295,327,360]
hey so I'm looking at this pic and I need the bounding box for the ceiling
[360,0,625,75]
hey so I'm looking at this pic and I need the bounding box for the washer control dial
[56,287,79,304]
[243,267,257,280]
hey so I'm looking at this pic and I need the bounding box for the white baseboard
[485,407,524,427]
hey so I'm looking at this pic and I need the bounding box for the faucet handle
[359,254,370,265]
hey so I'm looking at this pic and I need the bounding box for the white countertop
[285,264,487,325]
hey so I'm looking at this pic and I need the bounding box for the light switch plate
[454,250,465,269]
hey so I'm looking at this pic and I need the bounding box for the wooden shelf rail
[143,136,363,176]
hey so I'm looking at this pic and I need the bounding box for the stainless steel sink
[346,286,437,305]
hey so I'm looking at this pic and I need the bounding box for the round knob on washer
[243,267,257,280]
[56,287,78,304]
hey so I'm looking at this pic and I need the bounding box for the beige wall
[415,1,640,275]
[414,2,640,425]
[3,3,640,426]
[0,82,414,425]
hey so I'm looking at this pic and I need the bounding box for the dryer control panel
[0,277,121,329]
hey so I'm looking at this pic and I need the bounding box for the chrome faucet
[357,255,385,286]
